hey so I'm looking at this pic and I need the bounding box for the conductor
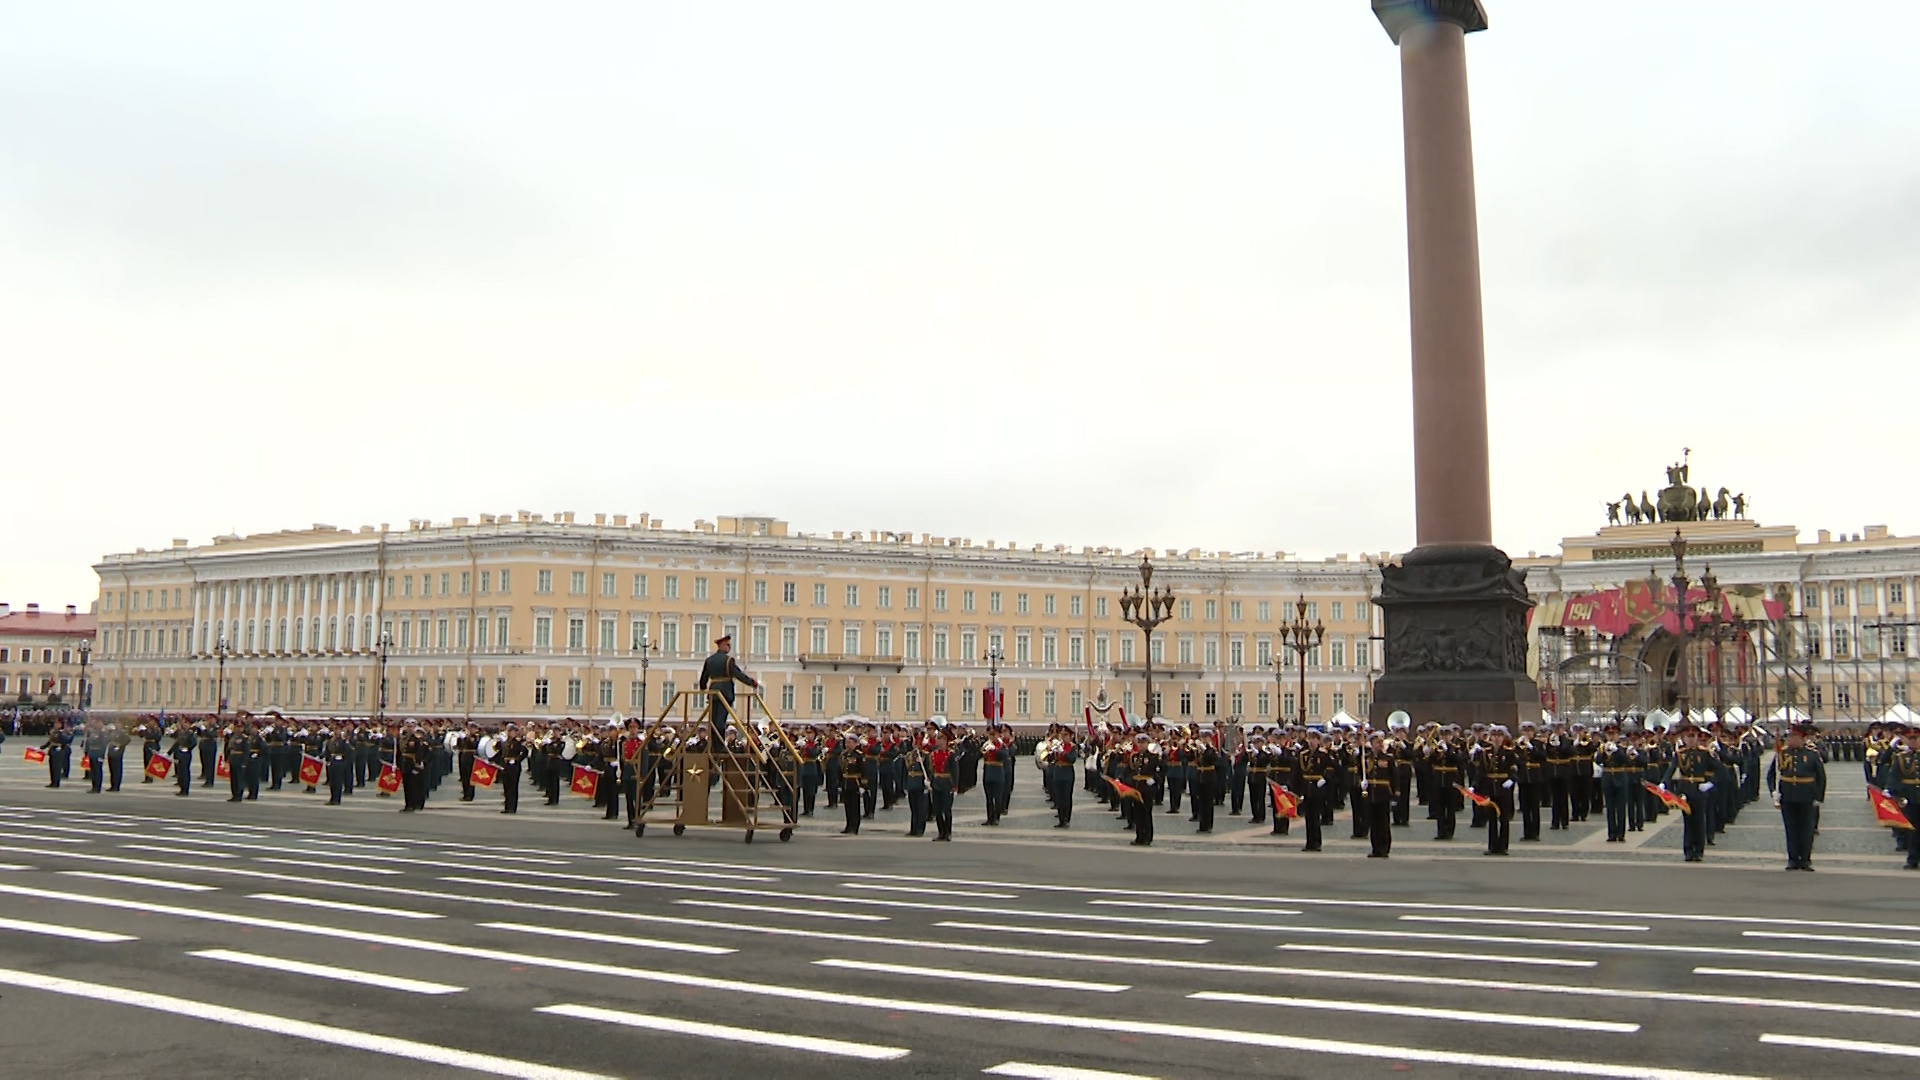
[698,635,759,738]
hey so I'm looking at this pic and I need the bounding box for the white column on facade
[300,575,313,653]
[189,584,205,656]
[352,573,365,652]
[218,580,232,649]
[265,577,279,654]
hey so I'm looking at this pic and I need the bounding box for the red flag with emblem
[570,764,599,799]
[1456,783,1501,819]
[1869,785,1914,830]
[144,754,172,781]
[470,759,499,789]
[78,754,91,773]
[1108,776,1143,803]
[298,754,325,786]
[23,746,46,764]
[215,755,231,780]
[377,763,402,794]
[1268,779,1301,819]
[1642,780,1691,815]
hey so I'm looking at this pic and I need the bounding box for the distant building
[0,603,97,707]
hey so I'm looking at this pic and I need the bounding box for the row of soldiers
[1865,722,1920,869]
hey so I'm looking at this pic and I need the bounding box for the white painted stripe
[2,823,104,836]
[815,959,1128,994]
[191,949,465,994]
[1276,944,1595,969]
[1273,925,1920,969]
[1191,991,1638,1034]
[418,849,569,867]
[615,866,777,883]
[0,916,135,943]
[481,921,734,955]
[257,857,401,875]
[1696,967,1920,992]
[249,894,444,920]
[0,885,1806,1079]
[0,966,608,1079]
[440,876,615,898]
[1088,901,1302,916]
[939,922,1206,945]
[844,882,1014,899]
[1760,1033,1920,1060]
[673,899,887,922]
[1399,915,1648,933]
[984,1063,1157,1080]
[3,831,88,844]
[276,837,396,852]
[122,844,236,859]
[1745,929,1920,948]
[59,871,217,893]
[539,1003,908,1061]
[0,863,32,870]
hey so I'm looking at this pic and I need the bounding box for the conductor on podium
[698,635,759,737]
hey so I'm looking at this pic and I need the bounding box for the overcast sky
[4,1,1916,608]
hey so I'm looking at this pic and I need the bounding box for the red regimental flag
[215,756,231,780]
[1642,780,1690,815]
[144,754,172,781]
[471,759,499,789]
[570,765,599,800]
[78,755,91,772]
[23,747,46,764]
[1108,777,1143,803]
[1268,780,1301,819]
[1869,785,1914,830]
[377,763,402,794]
[297,755,324,786]
[1456,783,1501,819]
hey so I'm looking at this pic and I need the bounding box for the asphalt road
[0,752,1917,1080]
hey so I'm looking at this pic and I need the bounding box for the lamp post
[637,632,658,717]
[983,642,1005,723]
[1648,529,1702,718]
[77,640,91,714]
[375,631,392,723]
[213,633,233,721]
[1118,555,1175,723]
[1279,596,1325,725]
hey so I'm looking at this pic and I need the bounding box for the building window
[844,684,858,713]
[1016,635,1031,664]
[1332,601,1344,622]
[1861,582,1878,606]
[933,686,947,714]
[537,570,553,594]
[810,684,825,713]
[695,577,709,601]
[1120,634,1135,664]
[601,573,616,598]
[1043,689,1056,715]
[1833,585,1848,608]
[1891,582,1906,605]
[1204,692,1217,716]
[1016,594,1029,615]
[877,586,891,609]
[632,573,648,598]
[1042,636,1056,665]
[599,679,614,709]
[600,618,616,652]
[1832,626,1851,658]
[876,685,890,714]
[1308,692,1321,717]
[1204,639,1218,667]
[906,587,919,610]
[934,589,948,612]
[1097,597,1109,619]
[1204,599,1217,621]
[566,678,583,708]
[1016,688,1030,715]
[753,580,767,604]
[963,590,976,613]
[904,629,919,660]
[1180,600,1192,621]
[1069,636,1083,666]
[961,688,975,715]
[1333,691,1347,714]
[844,627,860,655]
[1045,594,1057,616]
[783,582,797,605]
[989,591,1002,614]
[781,625,797,656]
[1331,640,1345,668]
[813,583,827,606]
[534,678,549,706]
[845,585,860,607]
[1257,691,1270,716]
[664,576,680,600]
[1178,639,1192,665]
[534,616,552,649]
[1179,691,1192,716]
[781,684,796,712]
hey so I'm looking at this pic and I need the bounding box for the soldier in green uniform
[1662,721,1717,862]
[697,635,758,739]
[1766,722,1826,870]
[1361,731,1397,858]
[1475,725,1519,855]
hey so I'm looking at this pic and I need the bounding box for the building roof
[0,607,96,638]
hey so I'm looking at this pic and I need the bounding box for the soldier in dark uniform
[1296,729,1331,852]
[980,727,1011,826]
[106,721,130,791]
[1883,729,1920,870]
[82,718,109,793]
[903,736,930,837]
[1361,731,1397,857]
[324,728,352,805]
[697,635,758,739]
[1767,722,1826,870]
[224,722,252,802]
[1191,732,1220,833]
[1596,721,1642,843]
[455,724,480,801]
[1475,725,1519,855]
[1428,726,1465,840]
[1516,721,1546,841]
[140,718,163,784]
[40,720,72,788]
[168,719,196,795]
[797,728,822,816]
[497,724,527,814]
[399,725,431,811]
[1044,728,1078,828]
[244,721,266,800]
[618,719,644,827]
[1545,723,1573,829]
[1127,735,1164,847]
[838,737,866,834]
[928,730,956,841]
[1662,721,1717,862]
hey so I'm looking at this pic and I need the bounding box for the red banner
[570,765,599,800]
[78,755,92,773]
[1869,785,1914,830]
[1108,777,1142,803]
[1456,783,1501,819]
[471,759,499,789]
[216,756,231,780]
[1643,780,1691,815]
[1268,780,1301,819]
[377,763,402,794]
[297,755,324,786]
[144,754,172,781]
[982,686,1004,722]
[23,747,46,764]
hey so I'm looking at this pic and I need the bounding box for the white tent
[1879,703,1919,727]
[1769,705,1810,723]
[1328,709,1360,729]
[1723,704,1751,725]
[1645,708,1672,731]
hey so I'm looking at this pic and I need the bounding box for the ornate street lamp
[213,633,233,720]
[636,631,658,718]
[77,639,91,714]
[375,631,392,723]
[1118,555,1175,723]
[982,641,1005,723]
[1278,596,1325,724]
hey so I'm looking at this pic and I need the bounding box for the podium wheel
[633,824,645,838]
[779,828,793,842]
[672,823,686,836]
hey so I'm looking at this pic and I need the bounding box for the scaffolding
[632,689,799,843]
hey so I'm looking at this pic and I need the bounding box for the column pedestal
[1371,544,1536,727]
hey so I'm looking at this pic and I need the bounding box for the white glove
[1360,783,1369,794]
[1812,801,1821,809]
[1701,781,1714,792]
[1502,779,1514,790]
[1773,799,1782,810]
[1593,763,1604,778]
[1316,778,1326,788]
[1659,783,1668,792]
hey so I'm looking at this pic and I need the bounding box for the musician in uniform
[1361,731,1397,857]
[39,719,72,788]
[324,727,353,805]
[224,722,252,802]
[1766,721,1826,870]
[1043,727,1078,828]
[454,724,480,801]
[1595,721,1642,843]
[928,730,956,841]
[168,718,196,795]
[1295,729,1331,852]
[980,725,1011,827]
[1661,721,1717,862]
[497,724,527,814]
[1883,727,1920,870]
[1126,734,1165,847]
[1474,725,1519,855]
[903,735,930,837]
[1427,725,1465,840]
[838,735,867,835]
[1190,729,1220,834]
[106,720,130,791]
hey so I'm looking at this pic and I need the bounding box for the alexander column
[1368,0,1538,728]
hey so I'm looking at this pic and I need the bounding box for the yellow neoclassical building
[89,512,1386,728]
